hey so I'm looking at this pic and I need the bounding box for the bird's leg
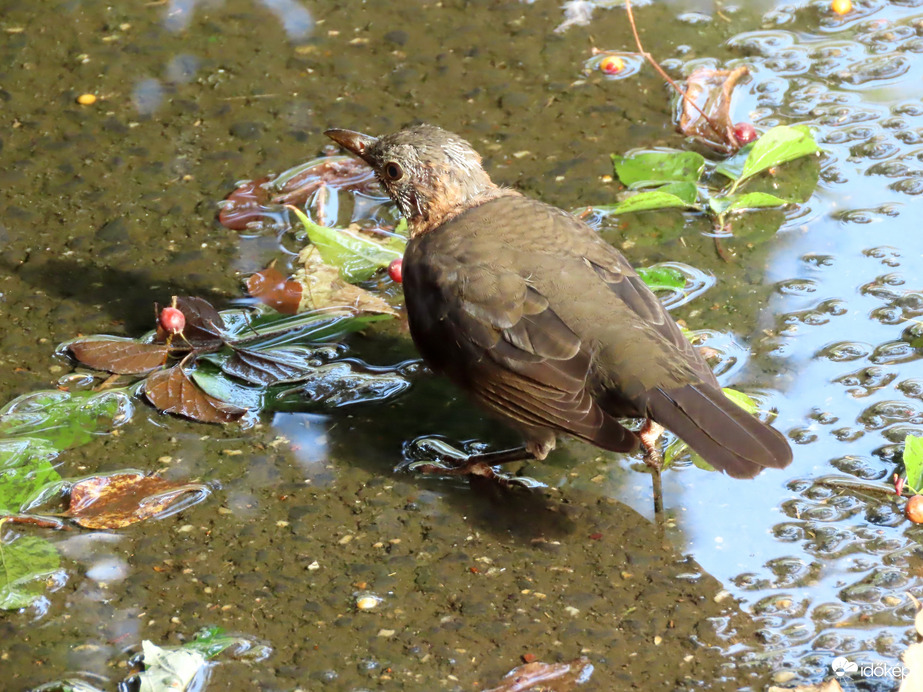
[639,419,666,515]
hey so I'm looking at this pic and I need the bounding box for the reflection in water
[661,6,923,681]
[163,0,314,39]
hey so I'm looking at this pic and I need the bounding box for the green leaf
[726,192,792,212]
[599,190,695,215]
[183,626,240,659]
[0,438,61,513]
[738,125,819,183]
[904,434,923,492]
[655,181,699,206]
[722,388,759,415]
[289,206,403,282]
[0,390,132,453]
[612,151,705,187]
[191,367,264,411]
[0,534,60,610]
[716,192,793,214]
[636,266,686,291]
[713,143,754,181]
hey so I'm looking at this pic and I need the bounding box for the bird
[325,123,792,498]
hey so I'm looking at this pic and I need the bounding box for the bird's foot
[398,437,544,488]
[638,420,666,515]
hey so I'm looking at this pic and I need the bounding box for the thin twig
[624,0,726,144]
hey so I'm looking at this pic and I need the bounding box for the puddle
[2,0,923,689]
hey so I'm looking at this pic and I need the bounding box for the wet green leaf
[612,151,705,187]
[183,626,240,659]
[724,192,792,213]
[713,143,754,181]
[636,266,686,291]
[722,388,759,414]
[904,434,923,492]
[599,190,695,215]
[0,439,60,513]
[238,312,391,351]
[289,206,403,282]
[191,367,264,411]
[738,125,819,183]
[0,390,132,453]
[656,181,699,206]
[0,534,60,610]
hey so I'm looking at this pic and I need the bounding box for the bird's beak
[324,128,378,163]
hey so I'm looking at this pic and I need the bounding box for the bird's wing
[404,243,637,452]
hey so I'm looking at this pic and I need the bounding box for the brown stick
[624,0,727,144]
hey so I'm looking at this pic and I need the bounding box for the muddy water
[1,0,923,690]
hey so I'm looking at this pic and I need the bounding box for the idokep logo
[831,657,858,676]
[830,656,908,680]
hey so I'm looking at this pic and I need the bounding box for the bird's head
[325,124,496,235]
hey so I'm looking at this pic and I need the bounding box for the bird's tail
[646,384,792,479]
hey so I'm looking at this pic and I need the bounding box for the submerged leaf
[245,265,303,316]
[65,472,210,529]
[636,266,687,292]
[223,346,318,386]
[0,534,60,610]
[68,338,169,374]
[290,206,404,282]
[0,389,132,452]
[0,438,60,513]
[144,365,247,424]
[612,151,705,187]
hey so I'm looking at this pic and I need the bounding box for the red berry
[907,495,923,523]
[733,122,758,145]
[388,257,403,284]
[160,306,186,334]
[599,56,625,75]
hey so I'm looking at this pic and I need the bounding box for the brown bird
[326,124,792,494]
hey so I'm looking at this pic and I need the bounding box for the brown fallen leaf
[484,657,594,692]
[144,364,247,424]
[294,249,397,316]
[219,156,378,230]
[65,472,210,529]
[68,339,170,374]
[246,265,304,315]
[679,66,750,152]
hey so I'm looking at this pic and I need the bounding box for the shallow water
[2,0,923,690]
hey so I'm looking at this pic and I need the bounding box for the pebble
[76,93,97,105]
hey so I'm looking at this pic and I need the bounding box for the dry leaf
[68,339,169,374]
[679,66,749,152]
[66,472,209,529]
[144,365,247,424]
[294,249,397,316]
[484,657,594,692]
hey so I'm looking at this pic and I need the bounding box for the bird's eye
[384,162,404,181]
